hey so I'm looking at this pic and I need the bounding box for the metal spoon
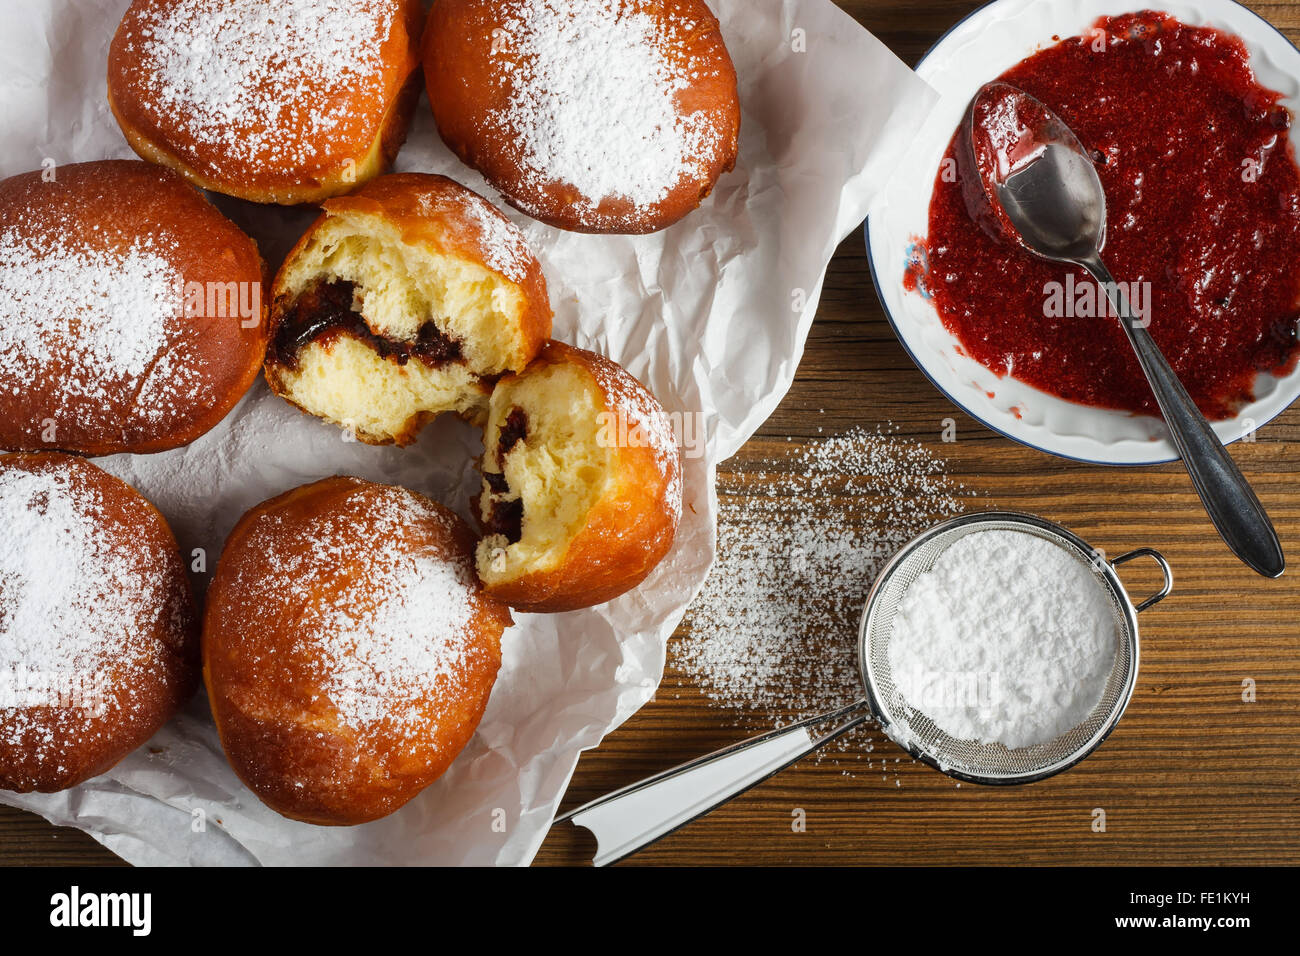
[961,82,1285,579]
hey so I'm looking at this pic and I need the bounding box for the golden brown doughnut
[265,173,552,445]
[108,0,425,205]
[423,0,741,233]
[476,341,683,612]
[0,160,267,456]
[0,453,199,794]
[203,477,513,826]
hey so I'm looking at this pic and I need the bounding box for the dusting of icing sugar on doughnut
[0,466,177,743]
[0,228,181,415]
[419,189,533,285]
[490,0,726,224]
[233,487,485,747]
[130,0,398,177]
[591,359,683,516]
[459,198,534,285]
[314,552,474,736]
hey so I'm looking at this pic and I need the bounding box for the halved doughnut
[265,173,552,444]
[476,341,682,612]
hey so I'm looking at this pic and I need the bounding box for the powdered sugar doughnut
[423,0,740,234]
[203,477,513,826]
[0,453,199,794]
[476,341,682,612]
[108,0,425,205]
[0,161,267,456]
[265,174,552,446]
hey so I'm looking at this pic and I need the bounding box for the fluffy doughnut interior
[476,363,610,583]
[277,334,488,440]
[270,211,532,442]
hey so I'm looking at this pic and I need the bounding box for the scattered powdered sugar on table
[0,229,179,413]
[888,529,1117,750]
[130,0,397,175]
[491,0,725,221]
[0,466,170,747]
[673,427,967,748]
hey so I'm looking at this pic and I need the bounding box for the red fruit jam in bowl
[924,11,1300,421]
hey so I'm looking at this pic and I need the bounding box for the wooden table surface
[4,0,1300,867]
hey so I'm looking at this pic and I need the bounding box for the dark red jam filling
[272,280,464,371]
[482,407,530,545]
[498,408,528,455]
[921,12,1300,420]
[485,497,524,545]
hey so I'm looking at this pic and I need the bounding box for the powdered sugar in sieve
[560,509,1170,863]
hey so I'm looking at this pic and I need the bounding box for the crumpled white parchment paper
[0,0,935,865]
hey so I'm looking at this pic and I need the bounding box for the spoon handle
[1079,255,1285,578]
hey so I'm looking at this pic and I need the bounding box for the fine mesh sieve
[859,511,1162,786]
[558,511,1172,865]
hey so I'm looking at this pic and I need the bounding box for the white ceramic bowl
[866,0,1300,465]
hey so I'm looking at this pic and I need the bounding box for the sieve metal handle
[1111,548,1173,612]
[552,699,872,866]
